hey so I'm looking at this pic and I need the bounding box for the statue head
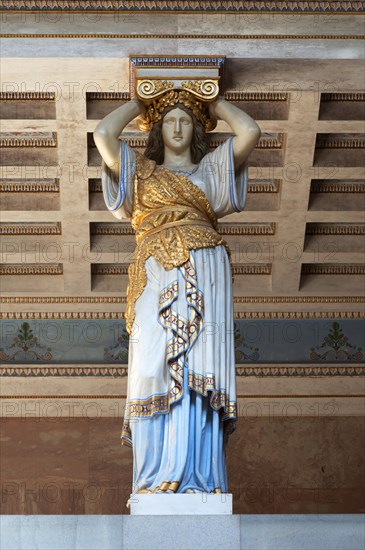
[138,91,216,165]
[161,106,194,156]
[144,103,210,165]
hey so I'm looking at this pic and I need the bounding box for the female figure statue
[94,91,261,497]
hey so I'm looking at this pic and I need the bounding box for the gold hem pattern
[121,253,237,448]
[136,480,180,493]
[135,484,223,494]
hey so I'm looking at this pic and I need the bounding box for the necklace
[173,169,193,174]
[162,164,198,175]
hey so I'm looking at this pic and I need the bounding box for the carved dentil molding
[317,134,365,149]
[0,311,124,319]
[311,181,365,193]
[0,222,61,235]
[1,33,364,40]
[92,265,130,275]
[233,296,365,304]
[218,223,276,235]
[0,264,63,275]
[233,264,271,275]
[1,91,362,103]
[0,132,57,148]
[91,222,277,236]
[1,296,363,304]
[91,223,133,236]
[321,92,365,101]
[0,92,55,101]
[0,311,363,319]
[0,179,59,193]
[233,311,364,319]
[1,1,363,13]
[306,223,365,235]
[302,264,365,275]
[91,264,273,275]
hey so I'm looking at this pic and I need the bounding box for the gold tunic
[125,150,232,334]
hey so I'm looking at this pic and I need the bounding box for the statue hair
[143,103,210,165]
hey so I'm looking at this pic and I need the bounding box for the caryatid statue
[94,82,261,499]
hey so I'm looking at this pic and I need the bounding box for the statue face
[161,107,194,154]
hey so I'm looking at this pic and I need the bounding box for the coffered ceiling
[0,6,364,322]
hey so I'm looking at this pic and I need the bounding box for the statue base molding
[127,493,233,515]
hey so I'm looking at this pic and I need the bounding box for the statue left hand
[208,95,225,118]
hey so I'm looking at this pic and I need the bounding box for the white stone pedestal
[1,514,364,549]
[124,515,239,549]
[128,493,232,515]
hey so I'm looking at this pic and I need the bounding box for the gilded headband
[136,90,217,132]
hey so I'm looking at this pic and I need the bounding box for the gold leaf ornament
[136,89,217,132]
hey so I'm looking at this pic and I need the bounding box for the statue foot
[185,488,223,494]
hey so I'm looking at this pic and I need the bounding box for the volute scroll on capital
[130,55,226,132]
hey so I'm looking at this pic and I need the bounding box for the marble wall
[1,416,364,515]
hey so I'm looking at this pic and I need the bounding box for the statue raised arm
[94,98,145,177]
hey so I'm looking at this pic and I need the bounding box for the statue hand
[130,97,146,116]
[208,95,225,118]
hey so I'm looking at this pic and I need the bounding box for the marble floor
[1,514,364,550]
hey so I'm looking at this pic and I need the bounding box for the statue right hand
[130,97,146,116]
